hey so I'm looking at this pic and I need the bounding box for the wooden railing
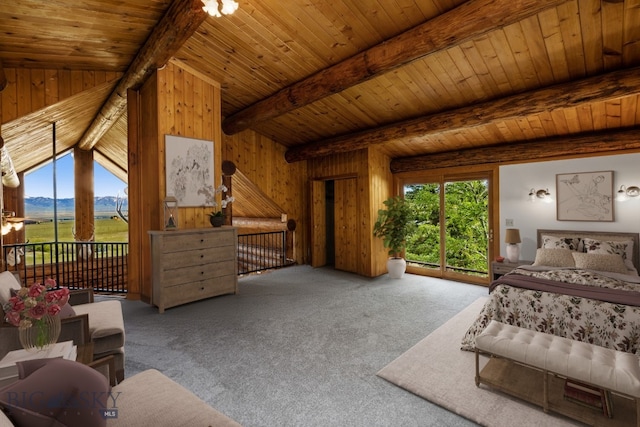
[237,231,296,274]
[2,242,128,293]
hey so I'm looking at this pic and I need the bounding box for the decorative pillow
[0,271,21,306]
[532,248,576,268]
[59,303,76,318]
[0,358,109,427]
[582,238,635,271]
[571,252,629,275]
[541,235,581,251]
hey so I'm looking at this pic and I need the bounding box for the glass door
[404,172,492,285]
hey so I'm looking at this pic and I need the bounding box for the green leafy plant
[373,196,416,258]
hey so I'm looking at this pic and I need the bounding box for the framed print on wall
[556,170,614,222]
[165,135,215,207]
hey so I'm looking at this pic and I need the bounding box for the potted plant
[208,184,235,227]
[373,196,415,279]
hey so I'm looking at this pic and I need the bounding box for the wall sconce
[504,228,521,263]
[528,188,551,203]
[616,185,640,202]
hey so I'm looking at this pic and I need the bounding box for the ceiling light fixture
[202,0,239,17]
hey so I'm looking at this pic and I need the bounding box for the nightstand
[491,260,533,280]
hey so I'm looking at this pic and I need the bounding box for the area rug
[377,297,581,427]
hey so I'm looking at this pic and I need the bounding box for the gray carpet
[119,265,487,426]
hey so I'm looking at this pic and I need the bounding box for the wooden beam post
[390,129,640,173]
[77,0,208,151]
[285,66,640,163]
[222,0,566,135]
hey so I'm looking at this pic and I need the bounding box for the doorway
[310,177,359,274]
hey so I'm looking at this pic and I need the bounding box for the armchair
[0,271,125,383]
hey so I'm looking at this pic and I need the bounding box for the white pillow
[572,252,629,275]
[532,248,576,268]
[582,238,635,271]
[0,271,21,305]
[541,235,581,251]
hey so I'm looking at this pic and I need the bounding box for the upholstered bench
[475,320,640,425]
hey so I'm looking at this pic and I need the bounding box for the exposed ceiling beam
[284,66,640,163]
[391,129,640,173]
[222,0,566,135]
[77,0,208,151]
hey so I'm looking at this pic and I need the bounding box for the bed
[461,229,640,355]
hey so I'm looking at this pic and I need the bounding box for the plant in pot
[373,196,415,279]
[208,184,235,227]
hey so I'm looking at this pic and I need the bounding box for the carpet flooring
[120,265,491,426]
[377,297,582,427]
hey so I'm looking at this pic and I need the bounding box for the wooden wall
[128,62,220,301]
[307,147,392,277]
[223,130,308,265]
[1,68,121,121]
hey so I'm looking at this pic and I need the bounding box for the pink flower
[28,303,47,320]
[44,278,56,289]
[47,304,61,316]
[5,310,21,326]
[27,283,45,298]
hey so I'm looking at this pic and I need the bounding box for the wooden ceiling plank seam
[548,109,570,135]
[561,107,583,134]
[431,49,478,104]
[538,7,571,81]
[575,104,595,132]
[577,0,604,75]
[590,101,610,130]
[458,40,502,97]
[519,15,556,85]
[601,0,625,70]
[604,99,622,128]
[622,0,640,66]
[556,0,587,79]
[486,29,527,92]
[446,45,492,101]
[502,21,542,89]
[472,36,512,93]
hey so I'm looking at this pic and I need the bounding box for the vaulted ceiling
[1,0,639,180]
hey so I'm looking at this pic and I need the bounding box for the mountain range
[25,196,128,219]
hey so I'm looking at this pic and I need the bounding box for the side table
[491,260,533,280]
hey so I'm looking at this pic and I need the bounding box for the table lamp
[504,228,521,263]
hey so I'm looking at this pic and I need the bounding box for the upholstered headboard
[537,229,640,272]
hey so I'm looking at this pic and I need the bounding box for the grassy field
[25,218,128,243]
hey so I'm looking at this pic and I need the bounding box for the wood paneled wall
[1,68,121,122]
[223,130,308,264]
[128,62,220,301]
[307,147,392,277]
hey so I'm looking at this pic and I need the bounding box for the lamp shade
[504,228,521,244]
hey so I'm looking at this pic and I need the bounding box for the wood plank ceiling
[1,0,639,179]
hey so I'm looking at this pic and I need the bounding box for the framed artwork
[556,170,614,222]
[165,135,216,207]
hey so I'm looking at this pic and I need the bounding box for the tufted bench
[475,320,640,425]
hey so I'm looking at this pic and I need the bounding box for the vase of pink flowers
[3,278,69,352]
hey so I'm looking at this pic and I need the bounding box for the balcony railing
[2,231,295,292]
[3,242,129,292]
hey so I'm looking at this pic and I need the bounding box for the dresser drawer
[160,277,237,309]
[160,259,237,287]
[161,230,236,253]
[163,246,236,268]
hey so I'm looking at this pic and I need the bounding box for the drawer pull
[200,287,205,291]
[200,239,204,243]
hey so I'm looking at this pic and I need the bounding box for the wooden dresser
[148,227,238,313]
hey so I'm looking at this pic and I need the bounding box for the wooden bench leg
[543,370,549,413]
[475,348,480,387]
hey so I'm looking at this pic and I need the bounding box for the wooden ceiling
[1,0,640,179]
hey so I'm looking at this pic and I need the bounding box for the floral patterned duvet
[460,267,640,355]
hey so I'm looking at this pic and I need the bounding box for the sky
[25,154,127,199]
